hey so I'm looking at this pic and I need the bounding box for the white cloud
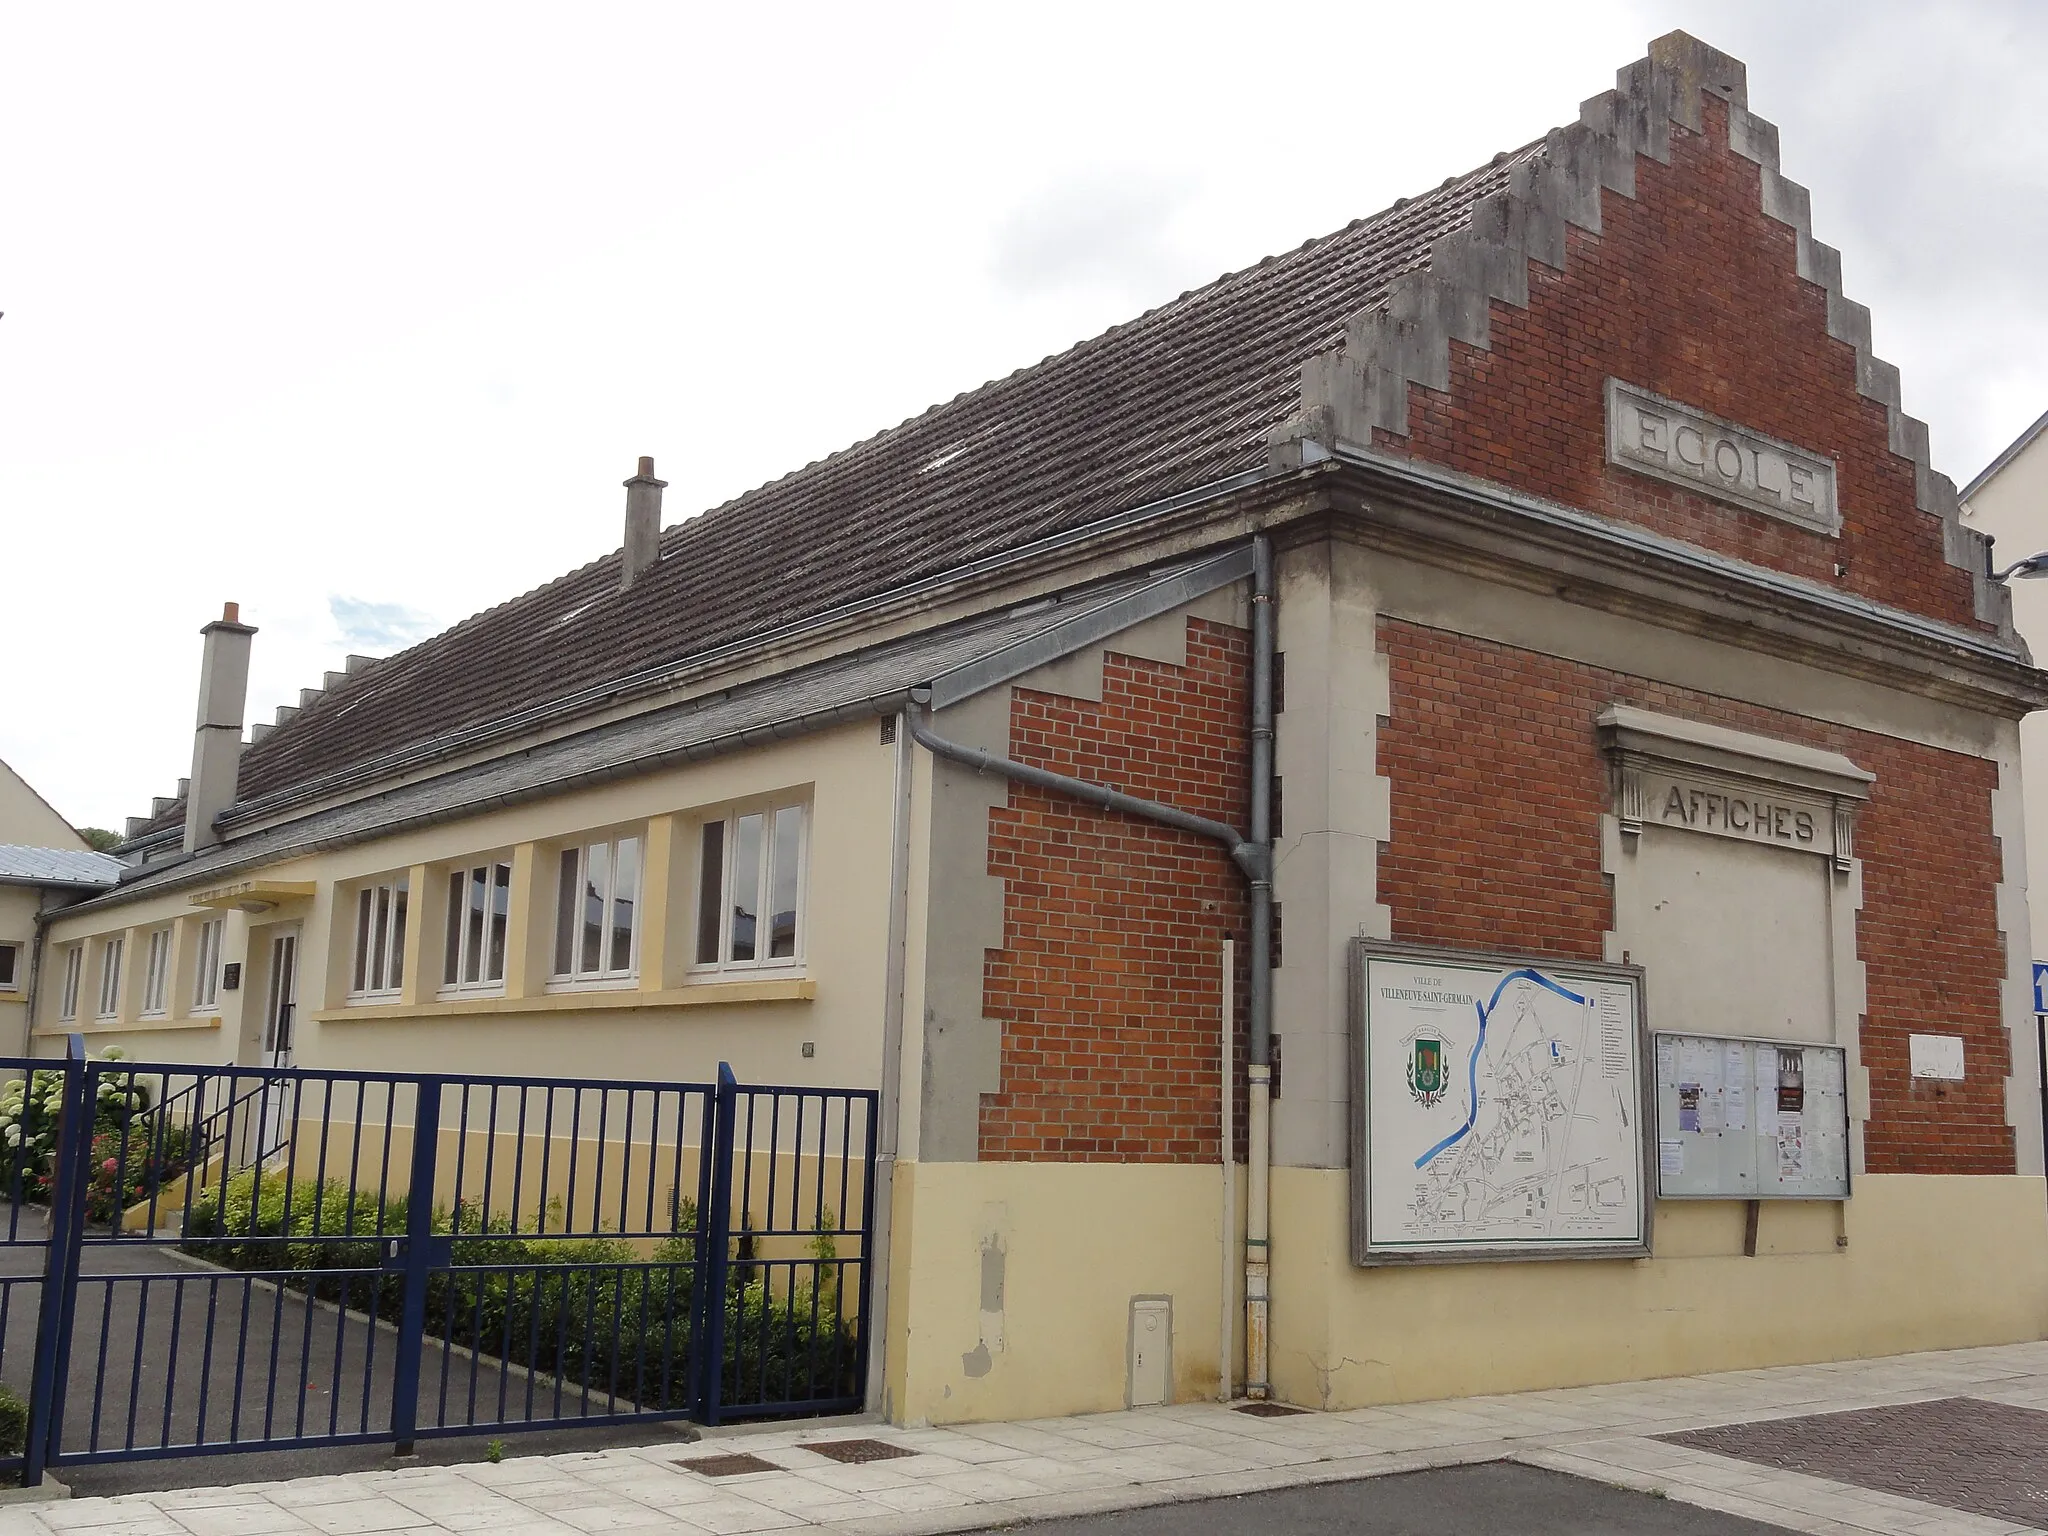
[329,597,438,653]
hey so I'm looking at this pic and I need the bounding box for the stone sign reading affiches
[1605,378,1840,536]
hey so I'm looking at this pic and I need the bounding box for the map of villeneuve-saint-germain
[1362,953,1645,1256]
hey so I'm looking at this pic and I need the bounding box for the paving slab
[18,1341,2048,1534]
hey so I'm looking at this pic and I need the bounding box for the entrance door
[257,929,298,1160]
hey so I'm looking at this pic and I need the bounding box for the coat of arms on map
[1406,1034,1446,1107]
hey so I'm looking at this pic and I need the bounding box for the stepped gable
[135,30,2005,848]
[1272,31,2009,640]
[197,156,1529,821]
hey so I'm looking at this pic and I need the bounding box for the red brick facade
[1378,94,1985,636]
[979,619,1249,1162]
[1378,618,2013,1175]
[971,83,2016,1178]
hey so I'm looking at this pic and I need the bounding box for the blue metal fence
[0,1042,876,1483]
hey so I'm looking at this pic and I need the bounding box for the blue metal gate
[0,1042,876,1484]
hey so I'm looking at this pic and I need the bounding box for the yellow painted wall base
[883,1160,1239,1425]
[1269,1167,2048,1411]
[880,1161,2048,1425]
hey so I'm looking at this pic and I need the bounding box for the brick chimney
[184,602,257,854]
[621,456,667,589]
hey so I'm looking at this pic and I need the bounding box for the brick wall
[980,618,1250,1162]
[1378,618,2013,1175]
[1377,94,1984,636]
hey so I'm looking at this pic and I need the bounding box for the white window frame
[57,946,81,1022]
[548,831,643,991]
[192,918,224,1013]
[140,928,173,1019]
[347,877,410,1003]
[96,936,124,1021]
[690,799,809,978]
[440,859,513,999]
[0,942,19,992]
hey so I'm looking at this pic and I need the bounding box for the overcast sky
[4,1,2045,833]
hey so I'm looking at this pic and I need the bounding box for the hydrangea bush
[0,1050,191,1221]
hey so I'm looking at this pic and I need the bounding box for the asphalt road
[0,1232,692,1496]
[984,1464,1789,1536]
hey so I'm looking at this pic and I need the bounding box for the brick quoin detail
[1378,618,2011,1176]
[980,618,1250,1163]
[1377,94,1983,635]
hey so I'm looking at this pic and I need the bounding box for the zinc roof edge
[51,690,923,921]
[1327,442,2048,709]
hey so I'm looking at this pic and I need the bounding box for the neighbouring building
[30,32,2048,1423]
[0,758,120,1051]
[1963,408,2048,1000]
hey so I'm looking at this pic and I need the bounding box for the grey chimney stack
[183,601,257,854]
[621,455,668,589]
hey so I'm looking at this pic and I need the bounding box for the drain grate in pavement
[1235,1402,1308,1417]
[1660,1396,2048,1528]
[680,1451,783,1477]
[805,1438,919,1464]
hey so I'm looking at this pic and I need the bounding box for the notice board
[1652,1034,1849,1200]
[1349,941,1651,1265]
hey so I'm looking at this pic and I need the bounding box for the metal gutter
[62,691,918,917]
[906,705,1264,881]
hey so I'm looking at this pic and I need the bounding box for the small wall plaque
[1909,1033,1964,1082]
[221,963,241,992]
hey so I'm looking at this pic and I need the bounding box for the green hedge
[181,1171,858,1410]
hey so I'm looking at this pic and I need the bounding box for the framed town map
[1348,941,1653,1265]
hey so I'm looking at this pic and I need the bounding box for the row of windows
[344,806,807,1005]
[47,802,810,1023]
[56,918,226,1023]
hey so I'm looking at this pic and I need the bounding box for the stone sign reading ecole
[1606,379,1841,537]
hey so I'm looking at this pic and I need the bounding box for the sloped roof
[0,846,122,889]
[1962,405,2048,503]
[92,553,1249,903]
[128,144,1533,847]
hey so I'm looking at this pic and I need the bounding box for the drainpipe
[903,531,1278,1400]
[904,709,1264,883]
[21,905,48,1059]
[863,711,915,1415]
[1244,535,1275,1400]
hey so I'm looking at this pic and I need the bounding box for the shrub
[0,1050,178,1218]
[86,1122,192,1225]
[0,1381,26,1459]
[179,1177,858,1412]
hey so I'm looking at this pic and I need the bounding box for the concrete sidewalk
[10,1341,2048,1536]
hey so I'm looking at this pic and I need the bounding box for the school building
[27,32,2048,1424]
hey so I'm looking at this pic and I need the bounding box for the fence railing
[0,1041,877,1482]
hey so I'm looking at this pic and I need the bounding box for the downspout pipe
[903,530,1279,1401]
[1244,534,1275,1400]
[904,706,1268,886]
